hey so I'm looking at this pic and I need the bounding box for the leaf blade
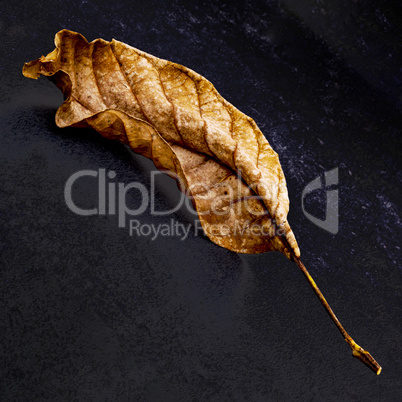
[22,29,299,257]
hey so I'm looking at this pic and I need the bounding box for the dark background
[1,0,401,400]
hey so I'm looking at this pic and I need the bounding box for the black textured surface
[1,0,401,400]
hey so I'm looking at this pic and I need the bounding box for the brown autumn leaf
[23,30,381,374]
[22,29,299,259]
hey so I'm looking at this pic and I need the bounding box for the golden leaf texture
[23,29,300,259]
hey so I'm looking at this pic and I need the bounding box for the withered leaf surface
[23,30,382,374]
[23,29,299,258]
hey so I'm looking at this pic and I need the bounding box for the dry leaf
[22,29,299,259]
[23,30,381,374]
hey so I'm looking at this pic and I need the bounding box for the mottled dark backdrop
[1,0,401,400]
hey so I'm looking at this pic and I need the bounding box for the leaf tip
[22,59,42,79]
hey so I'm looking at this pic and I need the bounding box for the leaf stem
[285,241,381,374]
